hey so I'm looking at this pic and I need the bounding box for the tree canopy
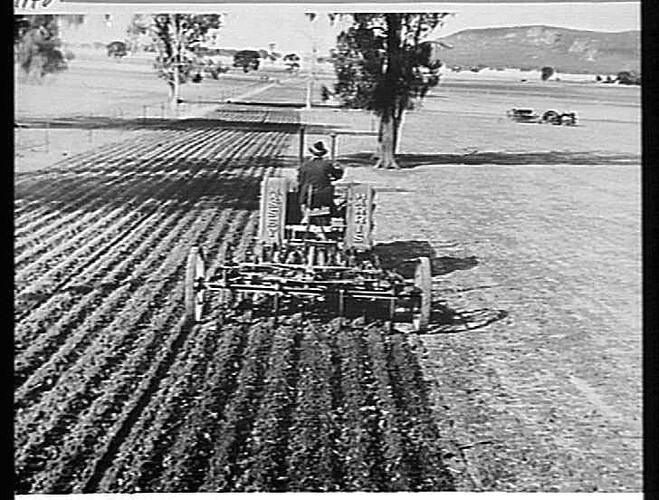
[541,66,555,81]
[152,14,223,104]
[617,70,640,85]
[15,15,68,82]
[283,53,300,73]
[126,14,151,51]
[331,13,450,168]
[233,50,261,72]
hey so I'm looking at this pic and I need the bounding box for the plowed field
[14,112,453,493]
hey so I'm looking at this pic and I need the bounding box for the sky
[203,2,640,54]
[60,2,640,55]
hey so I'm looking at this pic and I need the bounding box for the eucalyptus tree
[151,14,222,106]
[332,13,451,168]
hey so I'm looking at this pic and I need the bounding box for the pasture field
[14,53,282,120]
[295,72,640,162]
[14,52,641,492]
[342,163,642,491]
[14,52,286,173]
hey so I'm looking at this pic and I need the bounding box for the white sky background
[200,2,641,55]
[65,2,640,55]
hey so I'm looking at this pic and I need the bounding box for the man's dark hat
[309,141,328,156]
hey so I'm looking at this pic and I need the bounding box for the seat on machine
[307,206,331,217]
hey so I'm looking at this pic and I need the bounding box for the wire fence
[14,122,51,153]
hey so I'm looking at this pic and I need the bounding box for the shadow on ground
[374,240,507,333]
[427,301,509,334]
[341,150,640,167]
[15,115,301,133]
[226,99,306,108]
[374,240,478,279]
[14,156,289,215]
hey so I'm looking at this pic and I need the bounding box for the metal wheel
[542,110,560,125]
[317,247,326,266]
[306,245,316,267]
[217,241,234,309]
[412,256,431,333]
[185,246,206,323]
[218,241,231,263]
[254,242,265,263]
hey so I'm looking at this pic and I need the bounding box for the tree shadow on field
[14,156,283,215]
[15,115,301,133]
[341,150,640,168]
[226,99,306,108]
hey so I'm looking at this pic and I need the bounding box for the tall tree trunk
[170,15,181,108]
[171,60,180,108]
[392,105,404,153]
[375,112,399,169]
[168,80,176,103]
[371,118,384,161]
[374,14,403,169]
[392,115,400,154]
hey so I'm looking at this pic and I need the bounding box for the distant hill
[436,25,640,75]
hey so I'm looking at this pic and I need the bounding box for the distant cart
[507,108,577,126]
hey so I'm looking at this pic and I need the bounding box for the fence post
[330,132,337,162]
[298,126,305,166]
[45,121,50,153]
[161,102,165,119]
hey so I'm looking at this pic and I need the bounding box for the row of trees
[542,66,640,85]
[597,71,641,85]
[231,51,297,72]
[150,15,308,104]
[13,13,302,100]
[104,12,449,167]
[14,12,450,168]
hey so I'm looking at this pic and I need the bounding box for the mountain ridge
[436,25,640,75]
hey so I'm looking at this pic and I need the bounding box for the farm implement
[507,108,578,126]
[185,176,432,332]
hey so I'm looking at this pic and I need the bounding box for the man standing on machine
[298,140,344,223]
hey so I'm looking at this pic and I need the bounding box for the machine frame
[185,176,432,331]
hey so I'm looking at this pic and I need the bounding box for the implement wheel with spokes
[185,246,206,324]
[412,256,431,333]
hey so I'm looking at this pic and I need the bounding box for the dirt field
[14,53,641,493]
[14,117,454,493]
